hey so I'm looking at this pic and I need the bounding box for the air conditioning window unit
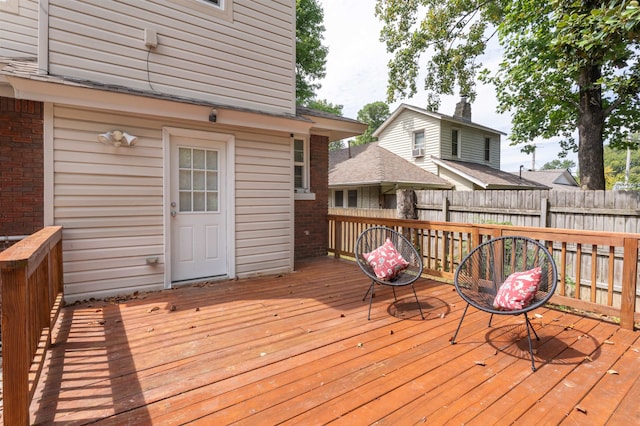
[412,148,425,158]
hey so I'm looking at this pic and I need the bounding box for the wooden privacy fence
[332,190,640,233]
[416,190,640,232]
[0,226,64,425]
[328,214,640,331]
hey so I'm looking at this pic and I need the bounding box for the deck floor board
[23,257,640,425]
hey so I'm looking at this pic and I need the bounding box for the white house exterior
[372,102,543,190]
[0,0,365,301]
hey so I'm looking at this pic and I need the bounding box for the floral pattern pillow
[364,238,409,281]
[493,267,542,310]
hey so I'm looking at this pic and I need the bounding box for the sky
[315,0,579,173]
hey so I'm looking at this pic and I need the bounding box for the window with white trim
[347,190,358,207]
[484,137,491,161]
[294,137,309,192]
[451,129,460,157]
[333,189,358,207]
[413,130,425,150]
[172,0,232,21]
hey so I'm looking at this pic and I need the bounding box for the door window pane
[178,147,220,212]
[193,192,205,211]
[193,170,205,190]
[193,149,205,169]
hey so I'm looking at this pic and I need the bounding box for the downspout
[38,0,49,75]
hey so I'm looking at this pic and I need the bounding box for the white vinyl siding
[377,109,440,173]
[0,0,38,56]
[235,132,293,276]
[440,121,500,169]
[53,105,293,301]
[53,106,166,299]
[47,0,295,115]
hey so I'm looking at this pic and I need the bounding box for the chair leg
[524,313,541,341]
[524,313,538,371]
[410,284,424,320]
[364,281,375,320]
[450,303,470,344]
[362,280,374,302]
[488,313,494,327]
[392,286,397,301]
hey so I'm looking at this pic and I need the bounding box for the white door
[170,135,227,283]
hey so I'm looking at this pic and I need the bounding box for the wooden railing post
[620,237,638,330]
[1,259,31,425]
[0,226,64,425]
[334,220,342,259]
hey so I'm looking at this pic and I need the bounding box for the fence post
[442,196,450,222]
[540,197,549,227]
[620,237,638,330]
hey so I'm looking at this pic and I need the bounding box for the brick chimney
[454,95,471,122]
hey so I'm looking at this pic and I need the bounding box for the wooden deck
[26,257,640,425]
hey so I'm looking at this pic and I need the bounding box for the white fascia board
[299,116,368,142]
[217,108,312,134]
[7,76,313,134]
[373,104,442,137]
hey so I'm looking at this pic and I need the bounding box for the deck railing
[0,226,64,425]
[328,214,639,330]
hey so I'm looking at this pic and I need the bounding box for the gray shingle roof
[433,158,550,190]
[329,142,452,188]
[516,170,580,191]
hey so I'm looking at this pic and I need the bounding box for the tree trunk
[577,64,606,190]
[397,189,417,219]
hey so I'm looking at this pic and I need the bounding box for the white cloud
[316,0,578,173]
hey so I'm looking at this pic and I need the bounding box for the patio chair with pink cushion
[355,226,424,320]
[450,235,558,371]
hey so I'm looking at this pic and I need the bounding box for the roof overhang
[329,180,452,189]
[2,75,314,135]
[298,113,368,142]
[432,157,490,189]
[373,103,507,138]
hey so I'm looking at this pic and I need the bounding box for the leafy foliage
[352,101,390,146]
[375,0,640,189]
[305,99,343,115]
[296,0,329,105]
[604,143,640,189]
[541,159,576,171]
[303,99,346,151]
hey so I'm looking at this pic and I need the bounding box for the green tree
[352,102,390,146]
[303,99,345,151]
[296,0,329,105]
[603,144,640,189]
[375,0,640,190]
[305,98,343,115]
[541,159,576,171]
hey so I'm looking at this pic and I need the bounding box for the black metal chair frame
[355,226,424,320]
[450,235,558,371]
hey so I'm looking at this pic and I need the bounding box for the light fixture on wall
[97,130,138,147]
[209,108,217,122]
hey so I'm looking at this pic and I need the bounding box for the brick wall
[294,134,329,262]
[0,97,44,240]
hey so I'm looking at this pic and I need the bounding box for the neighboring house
[0,0,365,301]
[373,100,546,191]
[329,142,452,209]
[516,169,580,191]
